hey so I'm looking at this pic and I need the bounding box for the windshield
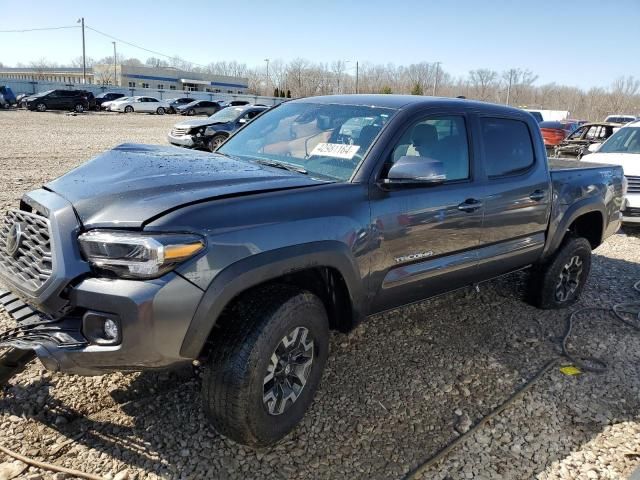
[207,107,248,123]
[599,127,640,154]
[218,102,395,181]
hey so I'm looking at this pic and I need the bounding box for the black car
[167,97,195,114]
[25,89,93,113]
[202,105,268,151]
[177,99,224,116]
[94,92,125,110]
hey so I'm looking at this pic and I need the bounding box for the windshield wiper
[254,159,308,175]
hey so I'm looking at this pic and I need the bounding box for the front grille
[623,207,640,217]
[627,175,640,194]
[0,209,53,291]
[171,127,191,137]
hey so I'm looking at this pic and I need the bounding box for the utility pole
[506,69,513,105]
[264,58,269,94]
[112,41,117,86]
[355,61,359,94]
[432,61,441,96]
[77,17,86,84]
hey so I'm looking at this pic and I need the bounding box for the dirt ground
[1,109,640,480]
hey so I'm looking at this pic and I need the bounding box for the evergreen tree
[410,83,423,96]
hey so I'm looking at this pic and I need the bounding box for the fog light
[103,319,119,341]
[82,311,121,346]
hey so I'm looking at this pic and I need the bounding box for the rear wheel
[528,236,592,309]
[156,107,165,115]
[124,105,134,113]
[208,134,227,152]
[201,284,329,446]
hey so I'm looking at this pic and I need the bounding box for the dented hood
[46,143,326,228]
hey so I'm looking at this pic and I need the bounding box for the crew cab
[0,95,624,447]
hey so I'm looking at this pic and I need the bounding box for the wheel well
[568,211,603,249]
[216,267,355,334]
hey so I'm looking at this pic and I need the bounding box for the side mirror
[588,143,602,153]
[383,156,446,185]
[238,118,248,124]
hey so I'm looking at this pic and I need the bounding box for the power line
[84,25,208,68]
[0,25,79,33]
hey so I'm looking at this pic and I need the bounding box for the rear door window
[481,118,535,178]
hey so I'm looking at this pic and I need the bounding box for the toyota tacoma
[0,95,625,446]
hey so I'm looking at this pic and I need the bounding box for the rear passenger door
[477,116,551,277]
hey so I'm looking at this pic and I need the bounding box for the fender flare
[543,198,605,259]
[179,241,366,358]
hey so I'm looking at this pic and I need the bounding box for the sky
[1,0,638,90]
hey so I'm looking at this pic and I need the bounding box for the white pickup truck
[583,120,640,226]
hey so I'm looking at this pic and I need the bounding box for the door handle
[457,198,483,213]
[529,190,546,201]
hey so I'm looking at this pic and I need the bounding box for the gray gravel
[1,109,640,479]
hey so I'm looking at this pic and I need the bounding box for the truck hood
[583,152,640,176]
[173,118,224,129]
[45,143,328,228]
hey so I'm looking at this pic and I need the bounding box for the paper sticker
[310,143,360,160]
[559,365,582,376]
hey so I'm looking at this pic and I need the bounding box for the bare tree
[468,69,498,101]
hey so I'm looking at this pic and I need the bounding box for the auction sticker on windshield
[310,143,360,160]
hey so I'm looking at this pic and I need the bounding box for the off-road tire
[208,134,227,152]
[528,236,592,309]
[202,284,329,447]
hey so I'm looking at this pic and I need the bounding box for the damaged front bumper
[0,272,205,376]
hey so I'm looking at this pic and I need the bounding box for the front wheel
[528,236,592,309]
[74,103,84,113]
[202,284,329,446]
[208,134,227,152]
[35,103,47,112]
[156,107,165,115]
[187,109,195,116]
[124,106,134,113]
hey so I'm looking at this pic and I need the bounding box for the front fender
[179,241,366,358]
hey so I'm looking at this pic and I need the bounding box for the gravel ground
[0,109,639,479]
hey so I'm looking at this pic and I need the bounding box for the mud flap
[0,348,36,386]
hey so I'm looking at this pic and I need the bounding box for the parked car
[101,96,130,111]
[110,96,170,114]
[539,120,581,154]
[553,122,619,159]
[167,105,267,150]
[94,92,125,110]
[167,97,195,114]
[24,89,93,113]
[202,105,268,151]
[581,120,640,226]
[176,99,224,116]
[0,95,624,447]
[604,114,637,125]
[15,93,32,106]
[0,86,16,107]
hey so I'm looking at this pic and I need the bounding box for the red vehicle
[539,120,581,153]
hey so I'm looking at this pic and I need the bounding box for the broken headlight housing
[78,230,205,279]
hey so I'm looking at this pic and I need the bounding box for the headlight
[78,230,205,279]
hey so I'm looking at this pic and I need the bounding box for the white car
[582,120,640,225]
[102,96,130,110]
[110,96,170,115]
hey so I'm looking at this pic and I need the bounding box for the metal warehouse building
[0,65,248,94]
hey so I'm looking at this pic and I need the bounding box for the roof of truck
[288,94,525,115]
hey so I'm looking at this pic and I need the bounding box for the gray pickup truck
[0,95,625,446]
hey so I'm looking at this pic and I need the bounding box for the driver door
[369,111,485,312]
